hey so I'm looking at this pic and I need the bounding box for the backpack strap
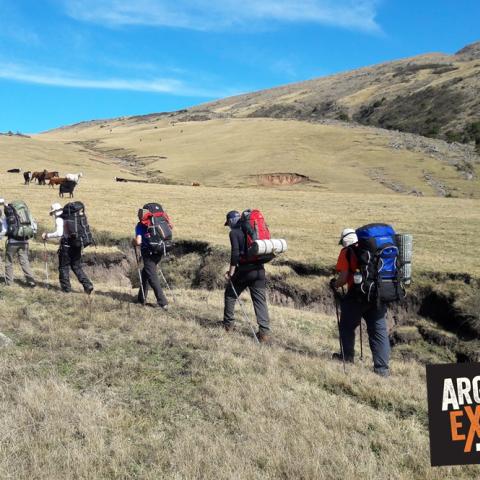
[345,247,356,274]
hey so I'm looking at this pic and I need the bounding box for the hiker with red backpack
[42,202,94,294]
[330,225,407,377]
[222,209,274,343]
[133,203,173,310]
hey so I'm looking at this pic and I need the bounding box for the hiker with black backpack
[222,209,281,343]
[0,198,37,287]
[133,203,173,310]
[42,202,94,294]
[330,225,406,377]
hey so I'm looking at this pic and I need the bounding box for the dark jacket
[229,226,263,271]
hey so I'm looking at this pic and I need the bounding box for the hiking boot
[85,286,94,295]
[374,368,390,378]
[332,352,354,363]
[26,281,36,288]
[159,304,169,312]
[222,321,234,332]
[256,330,271,344]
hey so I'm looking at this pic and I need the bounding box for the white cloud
[62,0,381,33]
[0,62,233,98]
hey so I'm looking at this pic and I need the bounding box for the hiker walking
[330,227,393,377]
[0,198,36,287]
[42,202,93,294]
[222,210,271,343]
[133,203,173,310]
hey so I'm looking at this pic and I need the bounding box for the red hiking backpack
[239,209,273,264]
[139,203,173,254]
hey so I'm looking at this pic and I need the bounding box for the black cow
[23,171,32,185]
[7,168,21,173]
[59,180,76,198]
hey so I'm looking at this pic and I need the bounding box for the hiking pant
[224,267,270,333]
[339,294,390,375]
[5,242,35,285]
[58,242,93,293]
[138,251,168,306]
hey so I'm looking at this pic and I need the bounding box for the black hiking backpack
[140,203,173,255]
[348,223,405,304]
[61,201,94,248]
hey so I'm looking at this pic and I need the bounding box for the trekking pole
[229,279,259,344]
[132,245,146,305]
[2,241,6,285]
[359,321,364,361]
[332,291,346,374]
[158,263,177,304]
[43,240,49,288]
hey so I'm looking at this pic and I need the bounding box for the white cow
[65,172,83,183]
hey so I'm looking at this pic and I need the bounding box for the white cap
[339,228,358,247]
[49,202,63,215]
[0,198,5,205]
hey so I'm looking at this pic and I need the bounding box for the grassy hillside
[40,117,479,198]
[1,278,479,479]
[193,41,480,144]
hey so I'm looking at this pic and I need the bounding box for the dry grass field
[1,281,480,479]
[0,114,479,478]
[0,138,479,276]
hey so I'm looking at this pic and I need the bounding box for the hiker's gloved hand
[329,278,337,291]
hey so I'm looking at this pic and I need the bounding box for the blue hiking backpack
[348,223,405,304]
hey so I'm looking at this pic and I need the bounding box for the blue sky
[0,0,478,133]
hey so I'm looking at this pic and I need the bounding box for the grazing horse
[32,169,48,185]
[45,171,59,181]
[48,177,68,187]
[65,172,83,183]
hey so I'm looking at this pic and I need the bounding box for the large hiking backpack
[61,201,94,248]
[239,209,274,264]
[349,223,405,304]
[140,202,173,255]
[4,201,36,240]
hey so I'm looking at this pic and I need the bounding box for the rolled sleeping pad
[395,234,413,285]
[250,239,288,256]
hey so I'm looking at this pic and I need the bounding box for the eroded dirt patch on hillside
[254,172,314,186]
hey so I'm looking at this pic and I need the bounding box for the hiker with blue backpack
[330,225,408,377]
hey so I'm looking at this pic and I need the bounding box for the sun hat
[49,202,63,215]
[338,228,358,247]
